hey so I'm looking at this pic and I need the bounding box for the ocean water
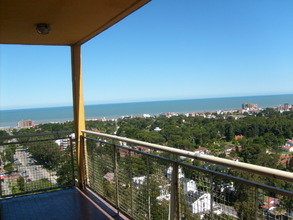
[1,94,293,128]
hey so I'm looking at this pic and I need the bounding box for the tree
[17,176,25,191]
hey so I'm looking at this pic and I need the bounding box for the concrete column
[71,44,85,188]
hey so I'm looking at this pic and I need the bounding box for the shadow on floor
[0,188,122,220]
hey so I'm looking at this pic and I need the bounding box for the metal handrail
[84,136,293,198]
[0,131,73,140]
[82,130,293,183]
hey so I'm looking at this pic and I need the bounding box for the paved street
[14,149,57,184]
[1,179,12,195]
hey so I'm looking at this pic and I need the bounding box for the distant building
[281,145,293,152]
[160,112,178,118]
[242,103,258,109]
[55,139,70,151]
[194,146,210,155]
[285,140,293,147]
[284,103,290,111]
[234,135,244,140]
[191,193,213,214]
[261,196,280,212]
[17,120,34,128]
[278,154,292,169]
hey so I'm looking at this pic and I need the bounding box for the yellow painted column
[71,44,86,189]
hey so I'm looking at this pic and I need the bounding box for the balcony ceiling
[0,0,150,46]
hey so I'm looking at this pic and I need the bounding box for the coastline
[1,94,293,129]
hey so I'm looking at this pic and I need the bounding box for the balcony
[1,132,292,219]
[1,1,293,219]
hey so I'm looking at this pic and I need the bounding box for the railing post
[83,135,89,186]
[69,137,76,187]
[79,134,86,189]
[0,175,2,198]
[169,163,179,220]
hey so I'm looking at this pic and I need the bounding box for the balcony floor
[0,188,119,220]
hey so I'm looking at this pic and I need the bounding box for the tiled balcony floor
[0,188,120,220]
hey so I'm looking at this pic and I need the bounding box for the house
[234,135,244,140]
[156,184,171,201]
[224,145,236,154]
[5,173,21,181]
[190,193,213,214]
[103,172,114,182]
[183,179,198,194]
[261,196,280,212]
[281,145,293,152]
[285,140,293,147]
[55,139,70,151]
[133,176,146,185]
[194,147,211,155]
[118,148,135,157]
[278,154,292,169]
[136,146,151,153]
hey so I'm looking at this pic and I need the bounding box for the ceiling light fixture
[36,23,51,35]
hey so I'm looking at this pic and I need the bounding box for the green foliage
[17,176,25,191]
[25,178,55,192]
[0,130,9,144]
[56,151,75,186]
[4,163,14,173]
[38,121,74,133]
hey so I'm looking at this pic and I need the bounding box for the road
[14,149,57,184]
[1,179,12,195]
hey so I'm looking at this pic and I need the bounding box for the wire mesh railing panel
[86,139,116,205]
[148,156,171,220]
[179,166,213,219]
[86,139,105,196]
[0,133,75,198]
[257,187,293,220]
[82,131,293,220]
[117,151,133,216]
[117,150,171,220]
[179,162,293,220]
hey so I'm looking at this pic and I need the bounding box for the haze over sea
[1,94,293,128]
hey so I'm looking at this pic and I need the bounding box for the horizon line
[1,93,293,111]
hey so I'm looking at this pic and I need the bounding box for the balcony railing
[81,130,293,220]
[0,132,75,198]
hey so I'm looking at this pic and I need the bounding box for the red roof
[261,196,279,210]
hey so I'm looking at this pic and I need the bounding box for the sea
[1,94,293,128]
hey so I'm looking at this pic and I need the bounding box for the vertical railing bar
[69,137,76,187]
[210,174,214,219]
[0,165,2,197]
[255,187,258,220]
[100,140,104,196]
[169,162,179,220]
[84,135,89,187]
[90,139,93,189]
[147,156,151,220]
[129,149,134,218]
[113,143,120,216]
[80,134,87,188]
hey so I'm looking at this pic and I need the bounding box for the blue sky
[1,0,293,110]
